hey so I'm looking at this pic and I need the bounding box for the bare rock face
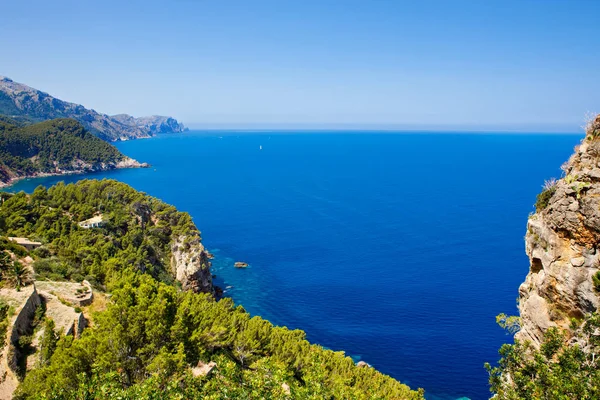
[517,115,600,346]
[171,235,213,294]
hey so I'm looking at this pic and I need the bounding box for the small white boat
[259,145,263,150]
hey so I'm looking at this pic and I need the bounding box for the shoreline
[0,158,149,190]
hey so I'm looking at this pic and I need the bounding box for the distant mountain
[111,114,186,136]
[0,76,186,141]
[0,116,146,187]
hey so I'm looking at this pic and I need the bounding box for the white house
[78,215,106,229]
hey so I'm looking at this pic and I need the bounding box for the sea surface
[7,131,582,399]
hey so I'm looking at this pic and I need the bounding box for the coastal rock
[171,235,213,294]
[234,262,248,268]
[517,115,600,347]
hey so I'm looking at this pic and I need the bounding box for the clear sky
[2,0,599,131]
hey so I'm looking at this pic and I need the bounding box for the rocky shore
[0,157,149,189]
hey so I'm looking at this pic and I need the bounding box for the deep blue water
[7,131,582,399]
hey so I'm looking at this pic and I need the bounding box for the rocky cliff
[171,235,213,294]
[517,115,600,346]
[0,76,186,141]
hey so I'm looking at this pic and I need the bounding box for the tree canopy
[0,117,125,182]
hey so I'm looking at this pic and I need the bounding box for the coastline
[0,157,149,190]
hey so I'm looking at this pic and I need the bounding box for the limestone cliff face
[171,235,213,295]
[518,115,600,346]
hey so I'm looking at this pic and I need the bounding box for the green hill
[0,117,143,187]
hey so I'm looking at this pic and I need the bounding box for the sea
[6,131,582,400]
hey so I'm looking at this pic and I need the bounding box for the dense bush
[487,312,600,399]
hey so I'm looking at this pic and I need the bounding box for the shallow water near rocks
[7,131,582,399]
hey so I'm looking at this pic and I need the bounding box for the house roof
[8,237,42,246]
[79,215,105,225]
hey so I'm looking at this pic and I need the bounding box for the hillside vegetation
[0,180,195,286]
[0,180,422,399]
[0,117,135,186]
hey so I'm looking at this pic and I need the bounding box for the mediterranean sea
[6,131,582,399]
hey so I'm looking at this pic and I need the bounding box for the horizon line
[184,122,583,135]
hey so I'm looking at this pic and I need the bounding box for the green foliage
[6,260,31,290]
[0,117,124,181]
[0,300,10,350]
[593,271,600,291]
[487,312,600,399]
[15,272,422,399]
[572,181,591,199]
[39,318,58,367]
[0,179,199,286]
[496,313,521,335]
[535,186,556,212]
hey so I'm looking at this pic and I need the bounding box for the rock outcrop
[171,235,213,295]
[518,115,600,346]
[0,76,186,141]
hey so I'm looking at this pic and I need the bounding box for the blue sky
[2,0,599,131]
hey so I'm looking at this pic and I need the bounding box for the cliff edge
[518,114,600,346]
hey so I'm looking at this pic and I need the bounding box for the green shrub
[593,271,600,291]
[18,335,32,348]
[535,186,556,212]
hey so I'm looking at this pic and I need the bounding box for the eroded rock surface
[518,115,600,346]
[171,235,213,294]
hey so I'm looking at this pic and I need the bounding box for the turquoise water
[6,131,582,399]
